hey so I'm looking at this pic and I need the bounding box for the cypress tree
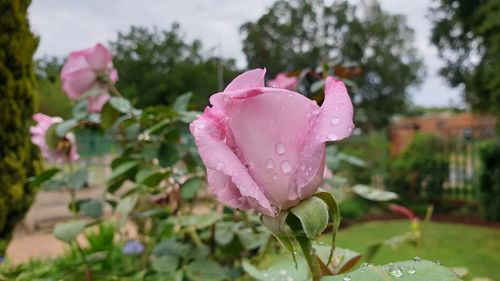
[0,0,41,254]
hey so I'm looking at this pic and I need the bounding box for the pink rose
[190,69,354,216]
[30,113,79,163]
[268,72,298,90]
[61,43,118,112]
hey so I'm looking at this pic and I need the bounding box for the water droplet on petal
[266,159,274,169]
[196,123,205,129]
[272,174,279,180]
[413,256,422,262]
[327,133,338,141]
[342,275,352,281]
[406,267,416,275]
[387,266,403,278]
[216,162,224,171]
[331,117,340,125]
[223,96,230,103]
[281,160,292,174]
[287,93,293,98]
[275,143,286,155]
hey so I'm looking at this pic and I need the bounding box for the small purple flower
[122,240,144,255]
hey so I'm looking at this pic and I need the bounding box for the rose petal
[87,91,110,113]
[84,43,113,70]
[219,88,318,210]
[61,68,97,99]
[294,77,354,198]
[224,68,266,92]
[190,111,275,216]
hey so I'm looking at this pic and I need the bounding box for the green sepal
[290,196,329,239]
[261,211,298,266]
[313,189,341,266]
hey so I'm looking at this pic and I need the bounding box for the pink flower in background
[389,204,417,221]
[30,113,79,163]
[268,72,298,90]
[61,43,118,112]
[190,68,354,216]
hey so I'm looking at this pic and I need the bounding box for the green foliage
[388,134,449,206]
[241,0,424,129]
[430,0,500,120]
[34,57,72,118]
[0,0,41,255]
[110,24,239,109]
[478,140,500,221]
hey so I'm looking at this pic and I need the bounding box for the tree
[0,0,41,254]
[240,0,424,129]
[430,0,500,121]
[109,24,239,109]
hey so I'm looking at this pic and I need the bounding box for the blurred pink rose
[268,72,298,90]
[61,43,118,112]
[190,69,354,216]
[30,113,79,163]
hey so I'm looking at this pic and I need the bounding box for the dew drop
[275,143,286,155]
[387,266,403,278]
[413,256,422,262]
[312,109,321,115]
[216,162,225,171]
[281,160,292,174]
[279,269,287,275]
[287,93,293,98]
[342,275,352,281]
[266,159,275,169]
[223,96,230,103]
[327,133,338,141]
[196,123,205,129]
[406,267,416,275]
[272,174,279,180]
[286,277,293,281]
[331,117,340,125]
[435,260,441,265]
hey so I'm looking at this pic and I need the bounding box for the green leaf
[69,168,87,190]
[352,184,399,201]
[109,160,138,181]
[321,260,462,281]
[173,212,222,229]
[158,143,179,167]
[186,259,226,281]
[214,222,235,246]
[152,255,179,274]
[109,97,132,113]
[72,100,88,119]
[144,119,170,135]
[314,244,361,274]
[116,193,139,228]
[242,258,309,281]
[173,92,192,113]
[290,196,329,239]
[55,119,78,137]
[101,102,121,129]
[79,200,103,219]
[29,168,60,188]
[53,220,86,243]
[180,178,204,200]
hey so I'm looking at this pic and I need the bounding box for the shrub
[478,140,500,221]
[0,0,41,255]
[388,134,449,206]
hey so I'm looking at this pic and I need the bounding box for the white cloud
[28,0,463,107]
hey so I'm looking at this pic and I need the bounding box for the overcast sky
[29,0,463,108]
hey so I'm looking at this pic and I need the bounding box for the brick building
[389,112,497,155]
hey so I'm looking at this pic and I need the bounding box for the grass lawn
[334,220,500,280]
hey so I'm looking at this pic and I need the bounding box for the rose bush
[61,43,118,112]
[190,68,354,216]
